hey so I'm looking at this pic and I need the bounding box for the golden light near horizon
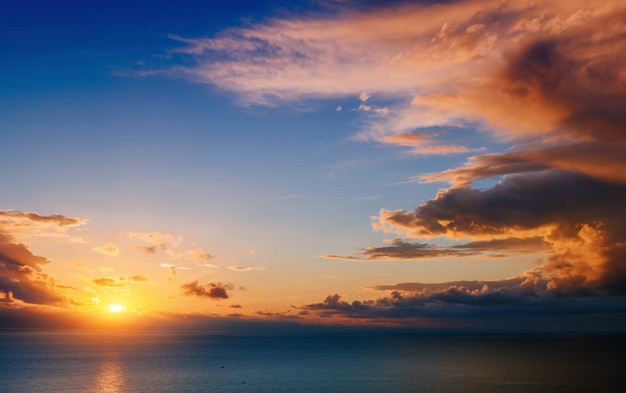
[108,304,123,313]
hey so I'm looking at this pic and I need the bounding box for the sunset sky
[1,0,625,333]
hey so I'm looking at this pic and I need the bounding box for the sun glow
[109,304,123,313]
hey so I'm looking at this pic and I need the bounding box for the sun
[108,304,123,313]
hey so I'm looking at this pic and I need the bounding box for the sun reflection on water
[92,357,127,393]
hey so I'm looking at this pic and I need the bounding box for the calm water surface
[0,333,623,392]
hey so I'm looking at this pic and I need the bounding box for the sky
[1,0,625,333]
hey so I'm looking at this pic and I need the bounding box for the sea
[0,332,624,392]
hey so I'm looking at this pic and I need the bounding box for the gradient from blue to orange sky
[1,0,625,333]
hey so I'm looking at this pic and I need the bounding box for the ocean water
[0,332,623,393]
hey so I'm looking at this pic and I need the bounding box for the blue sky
[1,0,625,333]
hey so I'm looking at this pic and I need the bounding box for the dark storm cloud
[303,287,626,322]
[380,171,626,238]
[377,171,626,295]
[180,280,233,300]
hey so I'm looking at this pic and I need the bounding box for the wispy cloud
[0,209,86,240]
[381,131,485,156]
[92,242,120,257]
[181,248,213,262]
[321,237,550,261]
[196,262,265,272]
[92,275,149,287]
[128,231,213,261]
[224,265,266,272]
[163,0,625,157]
[128,231,183,253]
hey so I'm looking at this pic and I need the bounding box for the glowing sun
[109,304,123,313]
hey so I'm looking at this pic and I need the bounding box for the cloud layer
[168,0,626,150]
[163,0,626,326]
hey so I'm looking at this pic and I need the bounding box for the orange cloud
[160,0,626,315]
[166,0,625,144]
[420,141,626,188]
[129,231,214,263]
[0,209,86,240]
[92,275,149,287]
[0,210,85,306]
[92,277,123,287]
[382,131,484,155]
[128,231,182,251]
[374,171,626,295]
[181,248,212,262]
[92,242,120,257]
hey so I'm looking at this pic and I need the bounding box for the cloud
[92,277,123,287]
[370,278,529,293]
[374,171,626,295]
[420,141,626,188]
[224,265,265,272]
[453,237,551,253]
[0,233,66,306]
[123,274,149,283]
[0,209,86,240]
[167,265,177,285]
[322,239,470,261]
[0,210,85,306]
[181,248,212,262]
[92,243,120,257]
[355,102,389,115]
[166,0,502,104]
[197,262,265,272]
[257,309,299,320]
[92,275,149,287]
[129,231,213,262]
[322,236,550,261]
[303,270,626,324]
[381,131,485,156]
[157,0,626,326]
[163,1,625,147]
[180,280,233,300]
[302,287,626,326]
[0,210,85,228]
[128,231,182,253]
